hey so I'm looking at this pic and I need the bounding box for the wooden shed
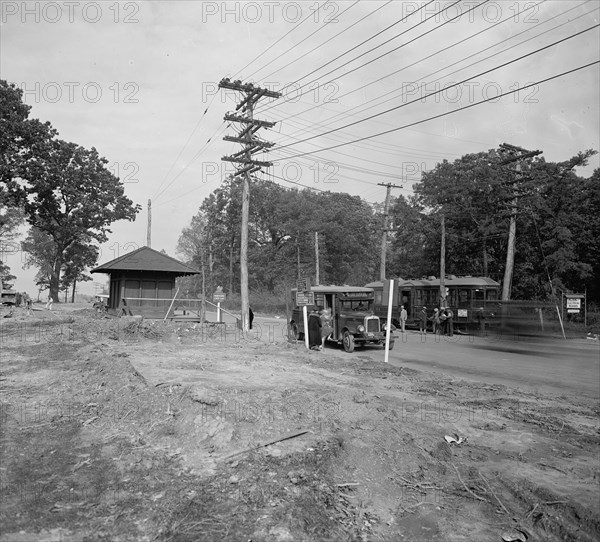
[91,246,200,318]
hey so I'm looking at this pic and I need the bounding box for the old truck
[289,285,395,352]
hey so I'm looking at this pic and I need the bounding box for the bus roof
[292,285,374,294]
[366,276,500,288]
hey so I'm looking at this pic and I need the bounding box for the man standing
[418,306,428,334]
[439,308,447,335]
[400,305,408,333]
[445,308,454,337]
[308,306,322,350]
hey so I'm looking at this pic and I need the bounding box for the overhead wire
[151,91,219,201]
[246,1,360,81]
[153,121,229,202]
[271,0,549,130]
[273,60,599,161]
[234,0,335,80]
[256,0,478,115]
[259,0,393,82]
[269,25,600,157]
[276,0,438,94]
[287,0,591,134]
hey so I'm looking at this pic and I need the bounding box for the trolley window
[486,289,498,301]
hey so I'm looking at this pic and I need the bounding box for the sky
[1,0,599,295]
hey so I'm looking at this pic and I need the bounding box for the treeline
[177,149,600,309]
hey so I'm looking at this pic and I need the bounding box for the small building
[91,246,200,318]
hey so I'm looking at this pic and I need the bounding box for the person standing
[445,308,454,337]
[308,306,322,350]
[476,307,486,336]
[249,307,254,330]
[430,308,440,335]
[45,295,53,310]
[439,308,448,335]
[24,293,32,315]
[418,306,428,334]
[320,308,333,350]
[400,305,408,333]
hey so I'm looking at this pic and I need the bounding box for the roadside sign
[566,298,581,309]
[296,291,315,306]
[213,287,226,302]
[297,277,311,292]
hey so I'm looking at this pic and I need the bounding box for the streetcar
[365,276,501,333]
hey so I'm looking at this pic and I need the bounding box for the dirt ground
[1,306,599,541]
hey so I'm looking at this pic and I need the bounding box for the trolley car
[365,276,501,333]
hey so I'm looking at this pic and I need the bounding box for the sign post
[213,287,226,322]
[296,279,313,350]
[384,279,394,363]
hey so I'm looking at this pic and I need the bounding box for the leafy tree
[0,80,55,195]
[2,81,140,301]
[12,138,139,300]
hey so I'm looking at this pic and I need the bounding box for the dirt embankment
[1,309,598,541]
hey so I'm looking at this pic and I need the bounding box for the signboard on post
[296,291,315,307]
[297,277,311,292]
[213,286,226,303]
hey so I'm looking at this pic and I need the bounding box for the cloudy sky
[1,0,599,295]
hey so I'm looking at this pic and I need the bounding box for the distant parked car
[1,290,17,306]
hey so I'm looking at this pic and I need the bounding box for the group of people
[308,306,334,350]
[417,306,454,336]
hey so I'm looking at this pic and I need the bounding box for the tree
[13,138,139,301]
[2,81,140,301]
[1,80,56,195]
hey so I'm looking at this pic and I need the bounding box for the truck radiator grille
[366,318,379,333]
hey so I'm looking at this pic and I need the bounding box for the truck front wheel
[343,331,355,353]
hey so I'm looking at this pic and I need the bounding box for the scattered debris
[445,434,467,444]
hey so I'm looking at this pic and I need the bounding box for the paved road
[382,331,600,399]
[198,313,600,400]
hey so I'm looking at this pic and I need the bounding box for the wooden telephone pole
[498,143,542,301]
[440,213,446,307]
[219,78,281,331]
[378,182,402,280]
[147,199,151,248]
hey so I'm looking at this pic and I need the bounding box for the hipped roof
[91,246,200,276]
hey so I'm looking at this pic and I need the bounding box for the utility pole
[315,232,320,285]
[219,78,281,332]
[440,213,446,307]
[498,143,542,301]
[378,182,402,280]
[147,199,152,248]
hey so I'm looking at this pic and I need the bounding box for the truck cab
[289,286,395,352]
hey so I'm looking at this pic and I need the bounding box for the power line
[256,0,475,115]
[248,1,360,81]
[260,1,392,82]
[151,93,219,200]
[277,0,438,94]
[270,25,599,156]
[270,0,549,127]
[153,121,229,202]
[234,1,334,80]
[273,60,599,161]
